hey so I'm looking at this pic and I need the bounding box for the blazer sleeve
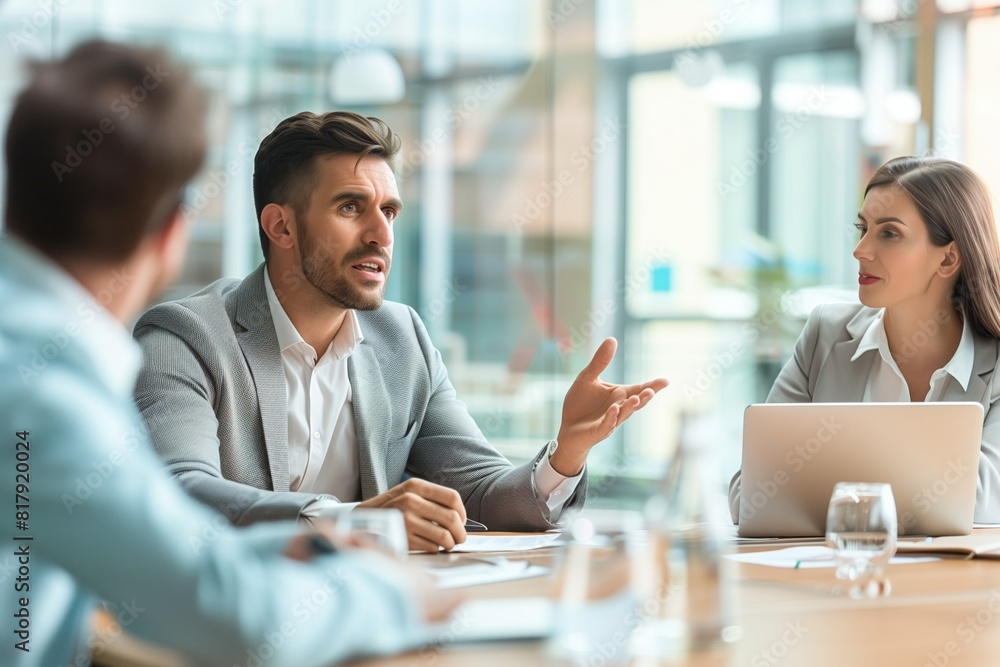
[728,305,826,523]
[401,307,587,531]
[975,351,1000,523]
[134,318,321,526]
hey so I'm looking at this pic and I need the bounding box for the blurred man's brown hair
[4,39,206,263]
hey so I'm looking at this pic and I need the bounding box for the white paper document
[722,524,829,546]
[725,546,939,569]
[447,533,562,553]
[422,556,549,588]
[422,597,555,643]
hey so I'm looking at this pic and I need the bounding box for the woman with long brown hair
[730,156,1000,524]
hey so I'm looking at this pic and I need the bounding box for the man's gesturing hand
[552,337,668,476]
[357,478,468,552]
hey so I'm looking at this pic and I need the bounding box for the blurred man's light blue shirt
[0,237,425,667]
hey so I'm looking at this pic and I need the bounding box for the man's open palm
[552,338,668,475]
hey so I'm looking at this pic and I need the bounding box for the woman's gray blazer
[729,302,1000,524]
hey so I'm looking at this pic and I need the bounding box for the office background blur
[1,0,998,506]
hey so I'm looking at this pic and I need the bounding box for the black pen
[308,535,338,555]
[465,519,488,532]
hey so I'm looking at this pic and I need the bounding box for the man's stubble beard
[298,227,388,311]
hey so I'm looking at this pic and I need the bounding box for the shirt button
[553,490,562,496]
[313,431,321,440]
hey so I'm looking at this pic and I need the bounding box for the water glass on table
[334,508,409,558]
[549,509,647,666]
[825,482,897,598]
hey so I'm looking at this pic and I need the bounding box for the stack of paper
[422,556,549,588]
[895,534,1000,559]
[725,546,938,569]
[449,533,562,553]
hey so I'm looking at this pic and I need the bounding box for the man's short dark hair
[252,111,401,258]
[4,40,206,263]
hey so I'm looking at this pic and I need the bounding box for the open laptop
[738,402,983,538]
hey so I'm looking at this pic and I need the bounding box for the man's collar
[262,265,364,359]
[263,267,306,352]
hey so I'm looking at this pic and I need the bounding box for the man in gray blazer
[135,110,668,551]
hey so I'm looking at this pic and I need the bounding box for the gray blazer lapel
[818,342,874,401]
[349,342,391,499]
[942,334,998,410]
[814,309,875,402]
[233,266,290,491]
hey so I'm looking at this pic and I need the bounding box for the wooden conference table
[96,530,1000,667]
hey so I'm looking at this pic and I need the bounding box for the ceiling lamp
[329,47,405,105]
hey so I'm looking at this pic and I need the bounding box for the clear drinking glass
[548,509,647,666]
[825,482,897,598]
[334,508,409,558]
[632,418,740,658]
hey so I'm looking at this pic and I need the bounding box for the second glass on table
[825,482,897,598]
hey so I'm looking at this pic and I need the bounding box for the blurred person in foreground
[132,109,670,552]
[0,40,451,667]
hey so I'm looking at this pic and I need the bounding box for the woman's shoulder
[971,327,1000,375]
[804,301,876,331]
